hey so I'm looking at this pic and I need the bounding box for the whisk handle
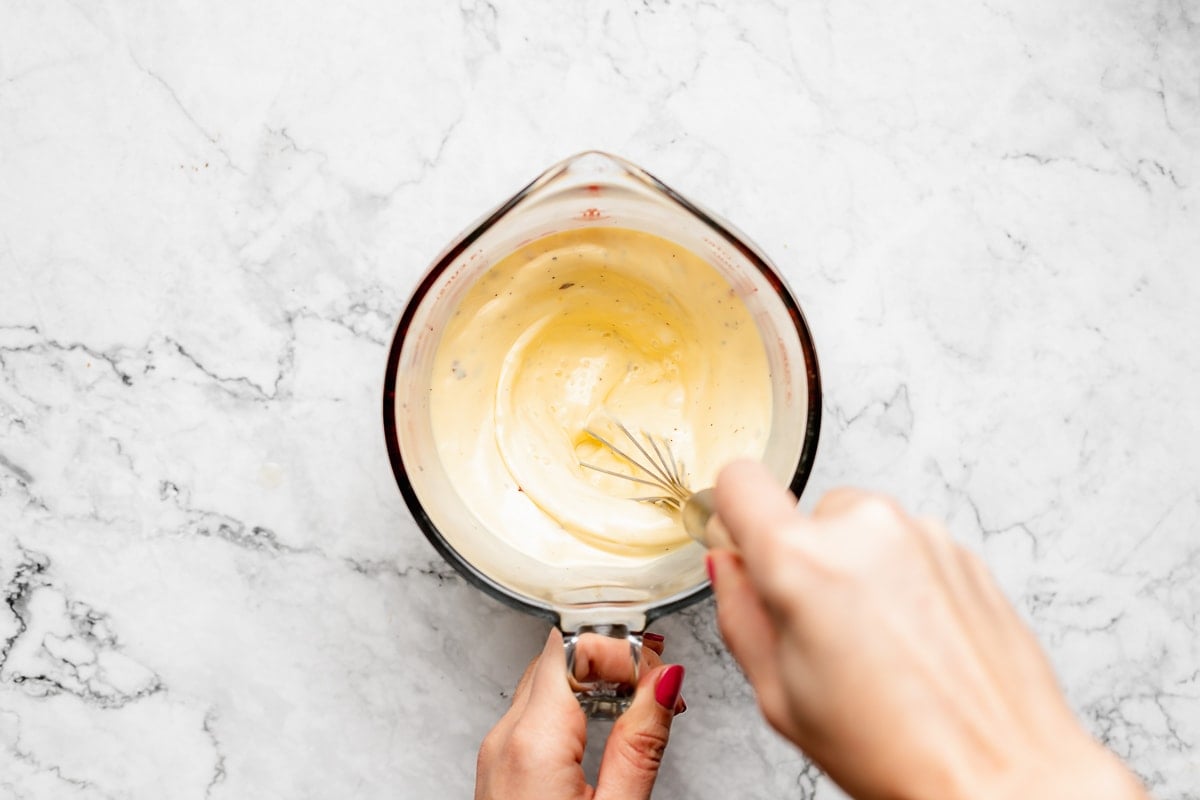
[681,488,736,550]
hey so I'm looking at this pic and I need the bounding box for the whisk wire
[576,460,668,490]
[645,434,676,485]
[580,422,691,511]
[621,424,677,488]
[662,441,681,485]
[581,429,647,477]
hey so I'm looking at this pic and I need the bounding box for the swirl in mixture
[431,227,771,567]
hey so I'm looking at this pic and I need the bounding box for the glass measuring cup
[382,151,821,716]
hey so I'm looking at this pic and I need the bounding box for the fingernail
[643,631,665,643]
[705,553,717,587]
[654,665,685,709]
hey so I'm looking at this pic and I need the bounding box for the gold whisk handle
[681,488,736,551]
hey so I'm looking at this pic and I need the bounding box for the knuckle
[477,730,501,769]
[852,494,907,527]
[610,726,669,773]
[503,727,542,765]
[760,521,815,566]
[746,541,824,616]
[915,515,951,542]
[849,498,919,563]
[756,695,792,739]
[642,650,666,672]
[729,550,808,622]
[759,565,809,618]
[812,486,860,516]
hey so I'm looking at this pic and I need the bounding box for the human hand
[708,460,1147,800]
[474,629,686,800]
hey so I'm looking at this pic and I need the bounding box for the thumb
[714,460,797,582]
[594,664,684,800]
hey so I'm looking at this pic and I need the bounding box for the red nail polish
[655,665,685,709]
[643,631,665,643]
[705,554,716,587]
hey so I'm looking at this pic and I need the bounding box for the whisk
[579,421,732,549]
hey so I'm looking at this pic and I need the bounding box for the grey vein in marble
[1,0,1198,797]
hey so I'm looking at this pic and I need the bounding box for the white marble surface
[1,0,1198,797]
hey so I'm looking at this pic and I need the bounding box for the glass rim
[381,151,823,627]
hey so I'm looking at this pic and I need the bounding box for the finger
[640,647,686,714]
[520,628,582,731]
[643,631,665,657]
[594,663,684,800]
[569,632,639,686]
[491,628,555,740]
[707,551,786,717]
[713,460,798,579]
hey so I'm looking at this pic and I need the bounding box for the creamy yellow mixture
[430,227,772,568]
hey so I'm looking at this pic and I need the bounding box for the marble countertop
[2,1,1197,798]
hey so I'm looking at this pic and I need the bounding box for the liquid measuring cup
[383,151,821,716]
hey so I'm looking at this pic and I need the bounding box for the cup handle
[562,623,643,719]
